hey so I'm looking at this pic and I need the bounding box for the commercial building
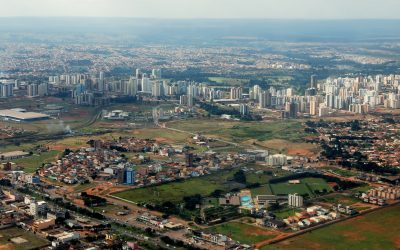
[33,218,55,230]
[51,232,80,246]
[0,150,29,160]
[0,109,50,122]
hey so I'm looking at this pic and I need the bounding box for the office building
[118,167,135,185]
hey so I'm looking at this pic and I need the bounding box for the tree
[210,189,223,198]
[233,170,247,184]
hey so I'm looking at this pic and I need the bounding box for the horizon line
[1,16,400,21]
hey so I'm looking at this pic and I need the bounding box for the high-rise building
[230,87,243,100]
[30,201,48,217]
[288,193,303,207]
[187,95,194,107]
[259,91,272,108]
[141,77,151,93]
[185,153,194,167]
[118,167,135,185]
[251,85,262,100]
[309,96,319,116]
[151,68,162,79]
[135,69,142,79]
[152,81,163,97]
[38,83,48,96]
[240,104,249,116]
[124,77,138,96]
[311,75,317,88]
[180,95,188,106]
[285,102,297,118]
[27,84,39,97]
[0,82,14,98]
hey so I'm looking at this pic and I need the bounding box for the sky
[0,0,399,19]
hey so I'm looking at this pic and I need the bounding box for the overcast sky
[0,0,399,19]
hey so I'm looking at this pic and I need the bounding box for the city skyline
[0,0,400,19]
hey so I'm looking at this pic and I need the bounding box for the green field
[208,77,250,86]
[168,119,305,143]
[272,207,303,220]
[0,227,50,250]
[133,128,189,144]
[268,178,332,197]
[1,150,60,173]
[208,221,278,245]
[323,167,358,177]
[316,193,361,206]
[113,166,276,204]
[113,169,243,204]
[269,205,400,250]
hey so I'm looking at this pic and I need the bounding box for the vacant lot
[316,193,361,206]
[252,139,320,157]
[208,221,279,245]
[271,205,400,250]
[0,227,50,250]
[168,119,306,144]
[133,128,189,144]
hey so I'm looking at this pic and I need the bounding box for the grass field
[1,150,60,173]
[270,204,400,250]
[168,119,305,144]
[269,178,332,197]
[132,128,189,144]
[316,193,362,206]
[0,227,50,250]
[272,207,303,220]
[323,167,358,177]
[113,166,275,204]
[208,77,250,86]
[113,169,243,204]
[208,221,279,245]
[252,139,320,157]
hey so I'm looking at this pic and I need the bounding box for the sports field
[1,150,60,173]
[267,178,332,197]
[208,221,279,245]
[0,227,50,250]
[269,204,400,250]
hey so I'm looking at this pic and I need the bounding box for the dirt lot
[246,139,320,158]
